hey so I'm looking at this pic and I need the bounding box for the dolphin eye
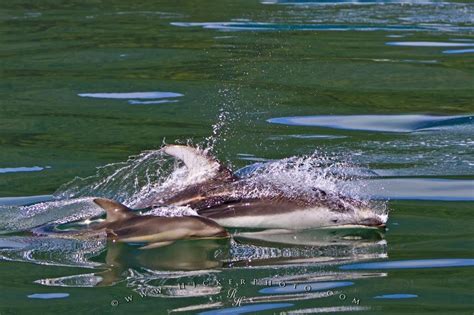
[331,219,338,223]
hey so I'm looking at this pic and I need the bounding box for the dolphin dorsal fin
[93,198,136,223]
[162,145,235,182]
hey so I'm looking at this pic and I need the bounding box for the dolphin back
[93,198,137,223]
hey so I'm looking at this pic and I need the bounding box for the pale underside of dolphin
[144,145,387,230]
[92,198,229,249]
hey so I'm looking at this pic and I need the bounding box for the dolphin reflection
[96,238,230,286]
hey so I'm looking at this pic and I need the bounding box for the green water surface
[1,0,473,314]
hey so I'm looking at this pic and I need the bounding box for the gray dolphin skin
[138,145,387,230]
[92,198,229,249]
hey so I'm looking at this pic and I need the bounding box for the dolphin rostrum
[137,145,387,230]
[92,198,229,249]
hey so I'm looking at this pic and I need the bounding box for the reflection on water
[268,134,347,140]
[287,306,370,314]
[172,22,454,32]
[359,178,474,201]
[172,0,474,34]
[386,41,474,47]
[259,281,354,294]
[78,91,184,106]
[340,258,474,270]
[128,99,180,105]
[199,303,294,315]
[0,197,103,233]
[267,114,473,133]
[443,48,474,54]
[18,223,389,313]
[0,195,53,207]
[1,0,473,312]
[263,0,444,4]
[78,92,183,99]
[0,234,105,268]
[0,166,50,174]
[27,293,70,299]
[95,239,228,286]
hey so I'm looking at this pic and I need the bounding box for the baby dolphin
[92,198,229,249]
[140,145,387,230]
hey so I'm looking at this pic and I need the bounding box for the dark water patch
[78,92,183,99]
[443,48,474,54]
[359,178,474,201]
[27,293,69,299]
[199,303,293,315]
[387,41,474,47]
[374,294,418,299]
[340,258,474,270]
[0,166,50,174]
[267,114,473,133]
[259,281,353,294]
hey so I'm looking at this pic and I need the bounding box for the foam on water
[230,153,385,212]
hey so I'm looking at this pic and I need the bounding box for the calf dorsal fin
[93,198,136,223]
[162,145,235,182]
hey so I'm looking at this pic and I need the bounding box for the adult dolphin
[138,145,387,230]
